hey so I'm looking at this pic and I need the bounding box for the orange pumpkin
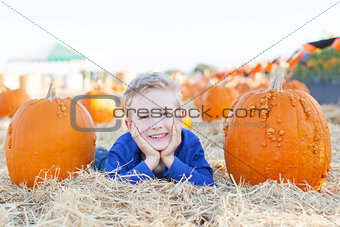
[192,84,207,102]
[80,90,116,124]
[188,83,207,108]
[0,88,30,118]
[224,74,331,191]
[0,86,8,94]
[112,84,125,93]
[254,81,270,90]
[198,86,239,122]
[5,83,96,187]
[181,82,194,101]
[234,83,251,96]
[283,80,310,94]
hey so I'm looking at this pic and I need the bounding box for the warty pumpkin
[5,83,96,187]
[80,90,116,124]
[223,74,331,191]
[0,88,30,118]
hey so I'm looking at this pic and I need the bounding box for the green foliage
[164,69,183,76]
[193,63,217,76]
[291,47,340,84]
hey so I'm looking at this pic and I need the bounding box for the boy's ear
[178,109,185,118]
[181,109,185,117]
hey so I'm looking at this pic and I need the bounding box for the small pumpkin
[5,83,96,187]
[224,74,331,191]
[192,84,207,105]
[181,82,195,101]
[184,81,207,107]
[234,83,251,96]
[80,90,116,124]
[0,86,8,94]
[197,86,239,122]
[283,80,310,94]
[254,81,270,90]
[0,88,30,118]
[112,83,125,93]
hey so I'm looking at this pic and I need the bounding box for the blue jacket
[105,128,214,186]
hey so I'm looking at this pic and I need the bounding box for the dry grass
[0,103,339,226]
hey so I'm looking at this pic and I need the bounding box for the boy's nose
[150,118,165,129]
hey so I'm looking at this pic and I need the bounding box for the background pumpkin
[191,83,208,108]
[198,86,239,122]
[5,83,96,187]
[0,88,30,118]
[234,83,251,96]
[254,81,270,90]
[112,83,125,93]
[80,90,116,124]
[282,80,310,94]
[181,82,195,101]
[224,74,331,191]
[0,86,8,94]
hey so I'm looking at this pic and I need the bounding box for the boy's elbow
[202,177,215,187]
[202,168,214,186]
[190,174,215,187]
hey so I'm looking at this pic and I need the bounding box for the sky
[0,0,339,74]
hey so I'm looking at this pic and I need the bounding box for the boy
[95,72,214,186]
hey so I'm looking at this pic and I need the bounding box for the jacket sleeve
[105,144,155,183]
[163,141,215,186]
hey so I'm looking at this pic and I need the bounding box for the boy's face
[125,88,180,151]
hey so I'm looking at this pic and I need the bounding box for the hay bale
[0,105,339,226]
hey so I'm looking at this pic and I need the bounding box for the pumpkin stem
[267,74,284,91]
[46,82,56,101]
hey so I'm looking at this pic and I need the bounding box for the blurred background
[0,0,339,103]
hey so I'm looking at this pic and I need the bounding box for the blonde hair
[123,72,182,110]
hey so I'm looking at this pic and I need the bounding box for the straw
[0,105,339,226]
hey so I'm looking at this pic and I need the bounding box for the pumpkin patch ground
[0,100,339,225]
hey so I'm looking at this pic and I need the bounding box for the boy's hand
[130,121,160,171]
[160,118,182,168]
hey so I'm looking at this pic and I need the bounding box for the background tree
[193,63,217,76]
[164,69,183,76]
[292,47,340,84]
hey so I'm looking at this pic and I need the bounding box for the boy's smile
[126,88,179,151]
[149,132,168,140]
